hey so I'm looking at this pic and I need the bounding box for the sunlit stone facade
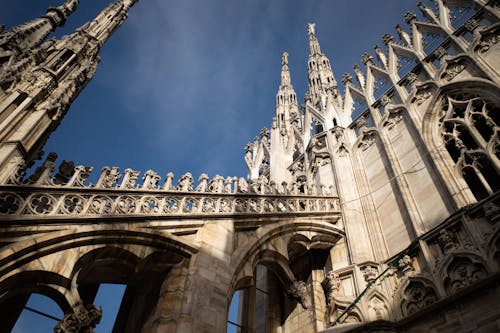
[0,0,499,332]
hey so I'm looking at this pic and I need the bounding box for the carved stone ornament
[440,58,466,82]
[483,201,500,222]
[54,304,102,333]
[383,108,403,131]
[5,156,26,185]
[380,95,391,106]
[382,34,394,46]
[444,256,487,294]
[406,72,417,84]
[143,170,161,189]
[341,73,353,85]
[402,280,437,316]
[404,11,417,24]
[362,265,378,282]
[288,280,311,309]
[398,255,414,273]
[437,228,458,253]
[411,83,434,106]
[358,131,376,151]
[95,166,121,188]
[177,172,194,191]
[362,52,374,66]
[325,271,342,303]
[472,23,500,54]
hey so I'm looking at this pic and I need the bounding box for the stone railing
[0,154,339,219]
[0,186,339,219]
[5,153,334,196]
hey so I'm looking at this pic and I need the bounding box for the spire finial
[308,23,316,35]
[282,52,289,66]
[280,51,291,87]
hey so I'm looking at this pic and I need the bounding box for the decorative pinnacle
[280,51,292,87]
[308,23,316,35]
[282,52,289,66]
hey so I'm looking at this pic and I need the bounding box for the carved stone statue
[308,23,316,35]
[288,280,311,309]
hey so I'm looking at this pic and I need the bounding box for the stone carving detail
[368,296,388,320]
[4,156,26,185]
[0,193,22,214]
[395,24,412,46]
[54,304,102,333]
[439,95,500,200]
[362,52,374,66]
[358,131,376,151]
[437,229,458,253]
[95,167,121,188]
[382,33,394,46]
[440,59,466,82]
[68,166,94,187]
[142,170,161,190]
[383,108,403,130]
[177,172,194,191]
[411,83,433,105]
[404,11,417,24]
[0,189,339,218]
[398,255,414,274]
[341,73,353,85]
[444,256,487,294]
[402,280,437,316]
[483,201,500,222]
[362,265,378,282]
[24,153,57,185]
[287,280,310,309]
[325,272,341,299]
[472,23,500,54]
[120,168,140,189]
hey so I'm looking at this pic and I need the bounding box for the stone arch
[440,253,489,295]
[0,270,73,333]
[421,79,500,206]
[0,226,197,283]
[395,276,438,318]
[71,246,140,284]
[287,234,311,262]
[332,303,364,325]
[365,290,391,321]
[230,221,344,292]
[252,249,296,286]
[0,270,72,312]
[228,221,344,331]
[0,227,197,333]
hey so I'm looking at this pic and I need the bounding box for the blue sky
[3,0,418,330]
[2,0,416,181]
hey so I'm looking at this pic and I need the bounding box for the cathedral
[0,0,499,332]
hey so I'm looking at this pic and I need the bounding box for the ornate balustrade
[0,155,339,219]
[0,185,339,219]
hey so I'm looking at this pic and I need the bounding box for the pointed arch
[422,79,500,206]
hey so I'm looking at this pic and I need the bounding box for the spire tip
[308,23,316,35]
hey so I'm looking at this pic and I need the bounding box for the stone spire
[280,51,292,88]
[270,52,300,185]
[0,0,79,58]
[79,0,138,44]
[308,23,321,55]
[0,0,138,180]
[306,23,338,107]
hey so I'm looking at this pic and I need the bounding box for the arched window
[439,94,500,200]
